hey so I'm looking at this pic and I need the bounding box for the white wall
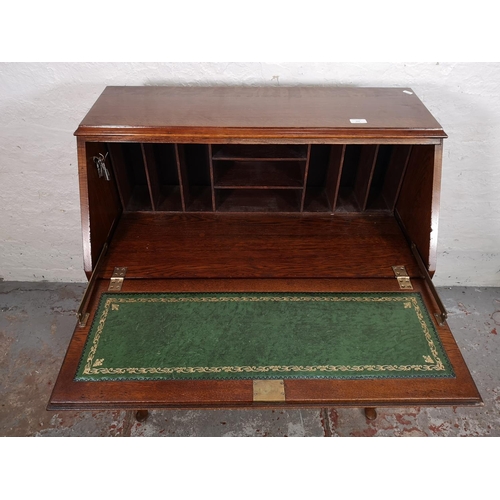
[0,62,499,286]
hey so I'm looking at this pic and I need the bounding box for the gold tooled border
[82,295,447,376]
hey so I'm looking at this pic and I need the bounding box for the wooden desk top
[75,86,446,140]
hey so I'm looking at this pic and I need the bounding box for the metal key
[93,152,110,181]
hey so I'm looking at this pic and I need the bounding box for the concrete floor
[0,282,498,437]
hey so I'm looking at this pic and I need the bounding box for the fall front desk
[48,86,481,418]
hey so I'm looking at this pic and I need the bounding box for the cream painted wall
[0,62,499,285]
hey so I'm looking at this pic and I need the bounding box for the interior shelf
[213,160,304,188]
[212,144,308,161]
[216,189,302,212]
[103,142,414,215]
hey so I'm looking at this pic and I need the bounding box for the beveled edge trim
[75,126,447,143]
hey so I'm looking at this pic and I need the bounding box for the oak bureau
[48,86,482,419]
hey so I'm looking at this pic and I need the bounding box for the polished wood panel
[100,212,421,279]
[76,87,447,140]
[396,143,441,273]
[48,277,481,410]
[78,139,121,275]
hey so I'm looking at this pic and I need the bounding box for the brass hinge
[108,267,127,291]
[392,265,413,290]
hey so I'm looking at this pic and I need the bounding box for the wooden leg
[135,410,149,422]
[364,407,377,420]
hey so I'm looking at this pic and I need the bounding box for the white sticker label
[350,119,367,124]
[403,90,413,95]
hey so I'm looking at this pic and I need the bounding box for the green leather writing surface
[76,292,454,381]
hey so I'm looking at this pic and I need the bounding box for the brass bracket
[108,267,127,291]
[77,243,108,328]
[392,265,413,290]
[253,380,285,402]
[410,243,448,326]
[78,312,90,329]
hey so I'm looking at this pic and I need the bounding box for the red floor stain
[394,413,416,426]
[329,409,340,429]
[429,422,450,433]
[319,410,330,437]
[458,302,471,315]
[350,426,378,437]
[491,328,497,335]
[399,427,427,436]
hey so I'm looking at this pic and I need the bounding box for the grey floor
[0,282,498,437]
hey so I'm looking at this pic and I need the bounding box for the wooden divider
[141,144,161,211]
[174,144,188,211]
[300,145,312,212]
[325,144,346,211]
[382,145,412,210]
[353,145,380,211]
[106,142,415,215]
[107,142,132,210]
[208,144,216,211]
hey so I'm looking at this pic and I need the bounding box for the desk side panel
[78,138,122,276]
[395,142,442,274]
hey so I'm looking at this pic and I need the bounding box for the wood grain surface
[396,143,441,272]
[75,87,447,140]
[99,212,421,279]
[78,140,121,276]
[51,86,473,413]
